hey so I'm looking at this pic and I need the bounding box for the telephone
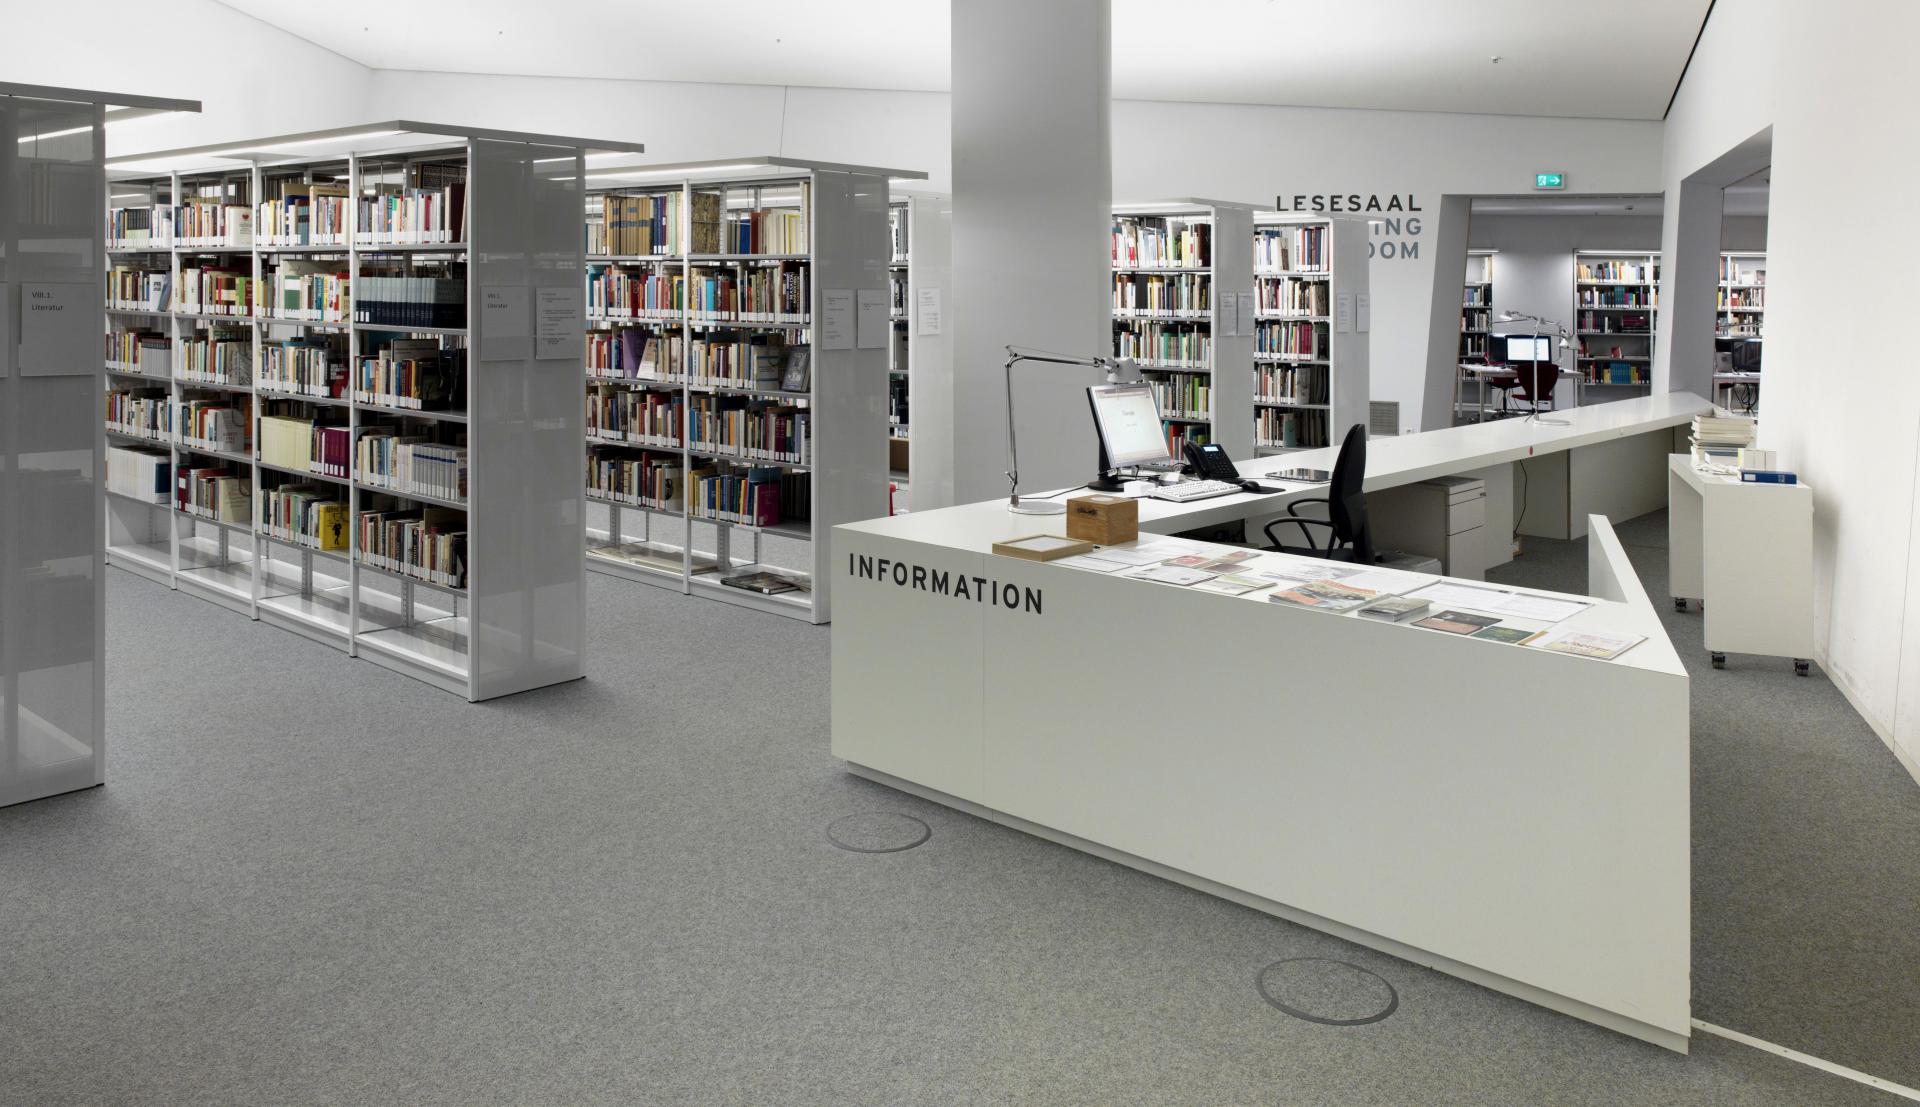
[1183,441,1240,482]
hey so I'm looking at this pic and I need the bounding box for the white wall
[7,0,374,153]
[1658,0,1920,776]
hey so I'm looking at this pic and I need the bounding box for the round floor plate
[827,812,931,854]
[1256,957,1400,1026]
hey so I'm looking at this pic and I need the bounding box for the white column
[1655,179,1722,399]
[935,0,1112,509]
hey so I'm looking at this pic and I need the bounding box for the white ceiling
[215,0,1711,121]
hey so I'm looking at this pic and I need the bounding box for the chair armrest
[1264,515,1333,551]
[1285,496,1330,519]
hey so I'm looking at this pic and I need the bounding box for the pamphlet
[1469,625,1535,644]
[1356,595,1431,622]
[1260,561,1358,585]
[1339,566,1438,596]
[1412,610,1502,634]
[1054,554,1130,573]
[1527,627,1646,660]
[1268,579,1377,611]
[1132,564,1216,587]
[1094,544,1180,566]
[1193,573,1273,596]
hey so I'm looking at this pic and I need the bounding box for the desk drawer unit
[1369,477,1489,579]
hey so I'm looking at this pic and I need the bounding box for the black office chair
[1262,423,1375,563]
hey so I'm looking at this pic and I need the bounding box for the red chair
[1509,360,1560,415]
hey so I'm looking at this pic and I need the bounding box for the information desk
[831,514,1690,1051]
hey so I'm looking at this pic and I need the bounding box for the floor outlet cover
[826,812,932,853]
[1256,957,1400,1026]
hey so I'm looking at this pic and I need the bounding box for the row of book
[1577,289,1657,308]
[180,330,253,385]
[1255,224,1326,272]
[262,338,345,397]
[1255,320,1329,360]
[269,260,350,322]
[1461,310,1490,333]
[1112,216,1210,269]
[588,386,682,447]
[1258,276,1330,317]
[177,200,251,247]
[106,329,170,374]
[587,446,680,509]
[1163,422,1208,456]
[595,193,678,256]
[1719,289,1765,309]
[356,432,468,504]
[108,205,168,247]
[1584,363,1649,385]
[1462,285,1491,307]
[178,463,250,523]
[1575,312,1651,334]
[261,484,348,551]
[688,263,808,321]
[105,388,170,439]
[890,272,908,316]
[255,184,349,246]
[1577,260,1657,284]
[1256,364,1329,405]
[1460,333,1489,359]
[358,505,467,588]
[358,181,467,245]
[684,335,792,390]
[1146,376,1210,421]
[589,266,683,318]
[178,264,253,316]
[1113,273,1210,316]
[354,265,466,329]
[106,445,170,503]
[108,266,170,312]
[586,328,685,382]
[177,398,249,454]
[889,205,909,263]
[354,341,466,412]
[889,374,909,432]
[1719,257,1765,285]
[261,413,350,478]
[688,398,810,464]
[1256,408,1330,450]
[725,194,810,254]
[690,464,792,528]
[1114,321,1210,369]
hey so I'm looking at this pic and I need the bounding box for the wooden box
[1065,494,1139,545]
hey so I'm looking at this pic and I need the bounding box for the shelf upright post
[248,163,265,614]
[345,151,360,657]
[677,177,693,595]
[166,169,183,582]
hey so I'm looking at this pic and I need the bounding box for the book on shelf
[108,265,170,312]
[178,263,254,317]
[355,261,465,328]
[261,483,348,550]
[177,198,252,247]
[725,186,810,254]
[357,430,468,502]
[356,500,468,588]
[1112,215,1210,269]
[359,172,466,245]
[262,336,347,397]
[175,397,250,455]
[1255,223,1326,271]
[587,446,681,509]
[177,464,252,523]
[689,463,786,527]
[355,339,466,412]
[109,203,173,247]
[261,409,349,477]
[268,258,350,322]
[106,445,170,503]
[1113,271,1211,317]
[779,347,812,393]
[256,181,349,246]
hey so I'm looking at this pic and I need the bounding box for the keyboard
[1146,479,1242,503]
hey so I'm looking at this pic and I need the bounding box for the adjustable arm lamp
[1493,311,1573,426]
[1003,346,1142,515]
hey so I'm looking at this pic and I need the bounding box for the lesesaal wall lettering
[1273,193,1425,260]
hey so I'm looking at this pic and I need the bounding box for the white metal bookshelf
[1111,200,1254,459]
[579,157,920,624]
[1251,213,1370,453]
[885,191,952,505]
[103,122,640,700]
[1573,248,1661,394]
[2,83,198,808]
[1461,249,1494,361]
[1715,250,1765,411]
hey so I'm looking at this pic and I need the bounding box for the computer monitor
[1087,383,1174,475]
[1504,335,1553,363]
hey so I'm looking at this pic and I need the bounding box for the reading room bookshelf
[885,190,952,505]
[1111,200,1254,459]
[580,157,920,624]
[1251,213,1370,454]
[103,122,641,700]
[1462,249,1493,361]
[1715,250,1765,411]
[1573,248,1661,394]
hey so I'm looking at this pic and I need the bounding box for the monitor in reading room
[1504,335,1553,363]
[1087,384,1173,472]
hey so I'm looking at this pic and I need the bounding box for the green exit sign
[1535,172,1567,190]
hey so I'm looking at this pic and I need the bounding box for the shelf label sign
[19,282,94,376]
[1534,172,1567,190]
[535,286,583,361]
[480,285,531,361]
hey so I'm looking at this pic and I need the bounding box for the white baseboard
[1820,655,1920,790]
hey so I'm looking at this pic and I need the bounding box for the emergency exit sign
[1534,172,1566,190]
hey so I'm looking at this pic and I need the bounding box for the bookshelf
[1251,213,1370,453]
[1573,249,1661,394]
[1715,251,1765,411]
[103,122,643,700]
[885,191,952,505]
[1461,250,1494,361]
[579,157,920,624]
[1111,200,1254,459]
[2,83,197,808]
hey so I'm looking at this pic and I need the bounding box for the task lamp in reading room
[1495,311,1573,427]
[1002,346,1143,515]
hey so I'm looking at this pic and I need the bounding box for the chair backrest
[1513,360,1560,405]
[1328,423,1374,563]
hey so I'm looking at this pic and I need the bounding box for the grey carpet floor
[1488,511,1920,1091]
[0,515,1911,1106]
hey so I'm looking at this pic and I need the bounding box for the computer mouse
[1239,479,1264,493]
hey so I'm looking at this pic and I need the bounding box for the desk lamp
[1495,311,1573,426]
[1003,346,1142,515]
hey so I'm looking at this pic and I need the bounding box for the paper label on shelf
[856,288,888,349]
[1239,292,1257,335]
[535,286,583,361]
[0,282,10,378]
[1220,292,1239,336]
[480,285,531,362]
[19,282,94,376]
[821,289,855,350]
[916,288,943,336]
[1356,292,1371,332]
[1336,292,1353,334]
